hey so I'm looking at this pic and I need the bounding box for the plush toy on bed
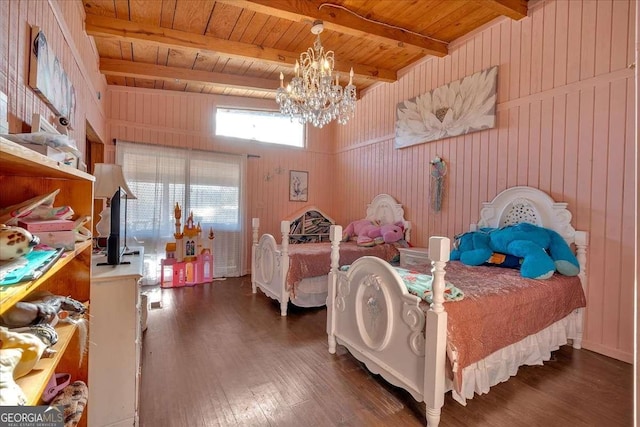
[450,223,580,279]
[342,219,405,247]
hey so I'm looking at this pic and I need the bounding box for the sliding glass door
[116,141,246,280]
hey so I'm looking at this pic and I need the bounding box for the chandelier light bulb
[275,20,357,128]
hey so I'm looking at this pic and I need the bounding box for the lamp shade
[93,163,137,200]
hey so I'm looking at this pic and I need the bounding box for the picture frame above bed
[289,170,308,202]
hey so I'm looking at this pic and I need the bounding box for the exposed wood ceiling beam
[86,15,397,82]
[100,59,278,93]
[474,0,528,20]
[216,0,449,57]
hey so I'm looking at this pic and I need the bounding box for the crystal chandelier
[276,20,357,128]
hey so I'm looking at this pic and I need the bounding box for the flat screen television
[104,186,129,265]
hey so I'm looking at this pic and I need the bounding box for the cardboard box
[18,219,75,232]
[35,230,75,250]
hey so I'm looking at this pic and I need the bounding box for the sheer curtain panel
[116,141,247,280]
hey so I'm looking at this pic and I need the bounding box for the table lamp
[93,163,136,238]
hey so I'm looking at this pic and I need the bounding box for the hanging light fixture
[276,20,356,128]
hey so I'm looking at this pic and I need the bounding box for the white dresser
[89,248,144,427]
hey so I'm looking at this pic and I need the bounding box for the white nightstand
[398,247,430,268]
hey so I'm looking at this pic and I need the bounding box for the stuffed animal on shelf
[342,219,405,247]
[450,223,580,279]
[0,224,39,261]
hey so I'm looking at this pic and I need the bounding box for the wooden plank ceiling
[83,0,528,99]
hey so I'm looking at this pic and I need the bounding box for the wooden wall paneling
[469,132,480,229]
[619,76,635,355]
[541,0,556,92]
[580,1,597,81]
[509,19,521,100]
[594,0,613,77]
[566,0,582,85]
[529,3,543,94]
[585,84,610,346]
[553,0,568,88]
[506,107,519,189]
[516,103,529,186]
[453,136,464,234]
[538,98,553,194]
[627,0,636,66]
[563,92,580,208]
[519,14,531,97]
[550,94,566,197]
[610,0,630,71]
[602,78,627,351]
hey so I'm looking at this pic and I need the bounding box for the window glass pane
[215,108,305,147]
[189,156,240,231]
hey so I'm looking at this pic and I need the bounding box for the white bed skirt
[450,311,581,405]
[290,275,328,308]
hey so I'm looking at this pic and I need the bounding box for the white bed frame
[251,194,412,316]
[326,186,588,426]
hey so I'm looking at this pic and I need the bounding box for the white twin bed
[251,194,411,316]
[326,186,588,426]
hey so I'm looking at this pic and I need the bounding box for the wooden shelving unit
[286,206,335,244]
[0,137,93,423]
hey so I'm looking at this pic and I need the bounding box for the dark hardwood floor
[139,276,633,427]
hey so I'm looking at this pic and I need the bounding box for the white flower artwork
[395,66,498,148]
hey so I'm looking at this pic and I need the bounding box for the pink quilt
[286,242,399,296]
[416,261,586,390]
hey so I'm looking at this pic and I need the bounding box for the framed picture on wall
[28,26,76,126]
[289,170,308,202]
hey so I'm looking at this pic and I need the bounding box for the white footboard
[251,219,291,316]
[327,225,450,427]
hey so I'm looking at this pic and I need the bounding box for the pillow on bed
[483,252,522,269]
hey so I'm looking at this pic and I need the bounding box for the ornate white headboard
[365,194,412,242]
[476,186,584,246]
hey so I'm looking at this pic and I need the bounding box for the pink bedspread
[416,261,586,390]
[286,242,399,296]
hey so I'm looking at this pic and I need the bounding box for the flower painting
[395,66,498,148]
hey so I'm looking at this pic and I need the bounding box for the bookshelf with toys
[0,136,93,425]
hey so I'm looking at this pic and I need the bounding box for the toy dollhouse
[160,203,214,288]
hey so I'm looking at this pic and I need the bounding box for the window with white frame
[215,107,305,147]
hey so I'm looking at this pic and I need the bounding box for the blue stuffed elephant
[450,223,580,279]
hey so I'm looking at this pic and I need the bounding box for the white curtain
[116,141,247,281]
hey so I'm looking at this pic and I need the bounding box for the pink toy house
[160,203,214,288]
